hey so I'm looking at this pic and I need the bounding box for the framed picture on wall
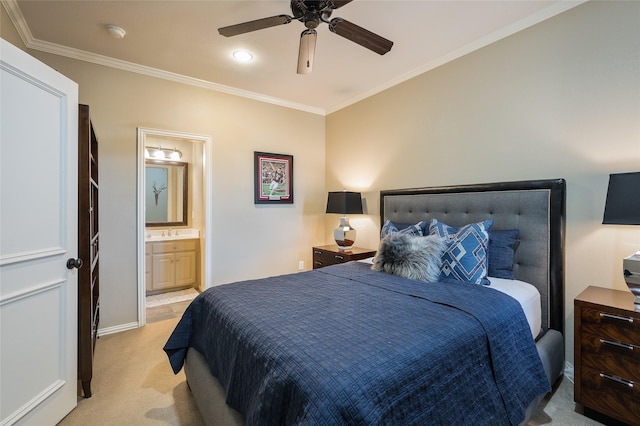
[254,151,293,204]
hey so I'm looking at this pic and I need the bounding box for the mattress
[488,277,542,340]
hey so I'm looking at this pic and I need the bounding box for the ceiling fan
[218,0,393,74]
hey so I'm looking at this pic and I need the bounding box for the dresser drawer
[575,287,640,425]
[579,364,640,424]
[581,307,640,343]
[581,332,640,380]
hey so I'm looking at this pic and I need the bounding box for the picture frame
[254,151,294,204]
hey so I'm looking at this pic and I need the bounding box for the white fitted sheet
[488,277,542,340]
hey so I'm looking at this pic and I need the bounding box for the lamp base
[623,252,640,305]
[333,216,356,251]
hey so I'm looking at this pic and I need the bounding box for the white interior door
[0,39,79,425]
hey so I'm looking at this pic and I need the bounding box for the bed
[164,178,566,425]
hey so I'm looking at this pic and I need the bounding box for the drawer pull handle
[600,312,634,324]
[334,255,344,260]
[599,338,634,351]
[314,251,322,255]
[599,373,634,388]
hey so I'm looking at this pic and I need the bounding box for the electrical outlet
[298,260,304,271]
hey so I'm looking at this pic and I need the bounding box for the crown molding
[1,0,33,46]
[3,0,585,117]
[1,0,325,116]
[33,39,326,116]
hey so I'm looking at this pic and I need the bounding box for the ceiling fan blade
[329,18,393,55]
[297,29,317,74]
[327,1,354,9]
[218,15,292,37]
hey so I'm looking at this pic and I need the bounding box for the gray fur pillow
[372,233,447,282]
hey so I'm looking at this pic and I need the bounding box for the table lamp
[326,191,363,251]
[602,171,640,304]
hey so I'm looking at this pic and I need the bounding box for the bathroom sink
[145,229,199,242]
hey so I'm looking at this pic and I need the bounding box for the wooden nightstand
[574,286,640,425]
[312,245,376,269]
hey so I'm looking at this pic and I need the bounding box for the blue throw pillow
[429,218,493,285]
[488,229,520,279]
[380,220,427,238]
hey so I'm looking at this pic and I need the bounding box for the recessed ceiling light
[232,50,253,63]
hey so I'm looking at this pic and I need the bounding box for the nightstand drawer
[581,332,640,380]
[575,286,640,425]
[579,364,640,423]
[581,308,640,343]
[312,245,376,269]
[313,249,346,267]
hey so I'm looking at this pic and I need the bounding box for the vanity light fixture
[145,146,182,161]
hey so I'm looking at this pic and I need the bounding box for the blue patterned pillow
[380,220,426,238]
[429,218,493,285]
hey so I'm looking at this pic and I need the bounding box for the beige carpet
[59,317,205,425]
[59,314,605,426]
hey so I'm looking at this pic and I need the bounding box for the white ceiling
[4,0,583,115]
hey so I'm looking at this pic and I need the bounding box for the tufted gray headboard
[380,179,566,335]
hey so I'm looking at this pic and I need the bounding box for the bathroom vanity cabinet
[145,238,198,294]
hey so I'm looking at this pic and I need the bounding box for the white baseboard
[97,321,140,337]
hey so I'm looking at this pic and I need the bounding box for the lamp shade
[326,191,363,215]
[602,172,640,225]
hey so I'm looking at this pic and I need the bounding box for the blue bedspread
[164,262,550,425]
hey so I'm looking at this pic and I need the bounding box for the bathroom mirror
[145,159,188,227]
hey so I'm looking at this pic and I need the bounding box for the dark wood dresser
[78,104,100,398]
[312,245,376,269]
[574,285,640,424]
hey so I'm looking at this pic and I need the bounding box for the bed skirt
[185,347,244,426]
[184,328,563,426]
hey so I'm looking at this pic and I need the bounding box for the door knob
[66,258,83,269]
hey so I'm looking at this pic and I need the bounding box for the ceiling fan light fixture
[218,0,391,74]
[297,29,317,74]
[232,50,254,63]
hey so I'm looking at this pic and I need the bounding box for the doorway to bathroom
[136,127,213,326]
